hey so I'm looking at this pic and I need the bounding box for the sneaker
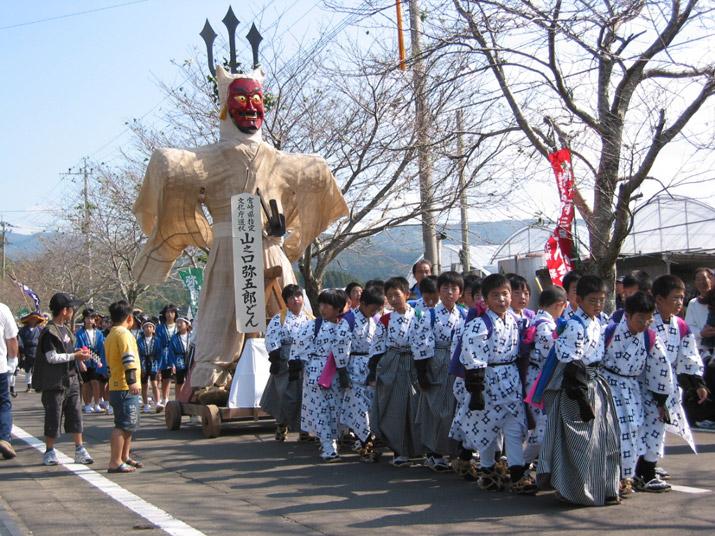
[84,404,95,414]
[0,439,16,459]
[431,456,452,472]
[655,466,670,480]
[99,400,109,409]
[634,476,671,493]
[694,419,715,430]
[143,404,152,414]
[93,404,105,413]
[74,445,94,465]
[43,449,60,466]
[320,439,340,463]
[390,455,410,467]
[107,406,114,415]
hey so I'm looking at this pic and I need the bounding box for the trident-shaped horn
[200,6,263,76]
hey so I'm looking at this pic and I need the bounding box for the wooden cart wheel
[202,404,221,438]
[165,400,182,431]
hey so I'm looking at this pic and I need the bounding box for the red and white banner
[545,148,575,286]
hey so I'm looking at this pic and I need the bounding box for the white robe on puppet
[132,66,348,388]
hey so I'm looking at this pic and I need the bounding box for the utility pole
[456,110,470,272]
[408,0,439,273]
[0,218,13,293]
[64,158,93,303]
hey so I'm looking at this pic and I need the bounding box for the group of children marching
[73,304,194,415]
[259,265,709,506]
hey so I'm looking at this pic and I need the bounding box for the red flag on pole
[545,149,575,286]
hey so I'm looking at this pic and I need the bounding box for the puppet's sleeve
[132,148,213,284]
[277,153,349,262]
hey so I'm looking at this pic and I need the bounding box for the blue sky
[0,0,344,233]
[1,1,712,236]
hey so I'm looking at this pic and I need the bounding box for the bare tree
[446,0,715,299]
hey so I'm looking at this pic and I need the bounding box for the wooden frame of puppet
[132,66,348,392]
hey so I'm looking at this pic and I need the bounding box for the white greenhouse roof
[490,194,715,262]
[620,195,715,256]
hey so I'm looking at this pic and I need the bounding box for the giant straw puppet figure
[132,65,348,389]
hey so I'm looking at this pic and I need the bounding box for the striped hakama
[370,347,421,457]
[415,344,457,456]
[259,343,302,431]
[536,363,621,506]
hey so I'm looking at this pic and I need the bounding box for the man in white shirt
[0,301,20,459]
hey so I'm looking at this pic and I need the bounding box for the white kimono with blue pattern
[525,310,557,450]
[290,319,341,441]
[334,308,376,442]
[455,310,526,452]
[601,318,672,477]
[641,311,704,456]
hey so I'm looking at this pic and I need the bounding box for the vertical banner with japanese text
[179,268,203,319]
[545,148,575,286]
[231,193,266,333]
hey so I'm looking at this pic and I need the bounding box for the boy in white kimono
[449,278,484,481]
[637,275,707,490]
[410,276,440,313]
[289,289,345,462]
[600,291,672,496]
[536,275,621,506]
[367,277,422,466]
[333,286,384,462]
[260,284,313,442]
[412,271,466,472]
[458,274,533,494]
[522,286,567,464]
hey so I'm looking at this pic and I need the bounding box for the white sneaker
[93,404,105,413]
[143,404,152,413]
[74,445,94,465]
[431,456,452,472]
[107,406,114,415]
[391,455,410,467]
[43,449,60,466]
[99,400,109,409]
[84,404,94,414]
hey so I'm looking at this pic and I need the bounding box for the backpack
[316,310,357,388]
[526,314,587,408]
[604,322,656,352]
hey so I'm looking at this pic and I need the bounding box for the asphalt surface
[1,384,714,536]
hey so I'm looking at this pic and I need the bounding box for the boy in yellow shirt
[104,300,142,473]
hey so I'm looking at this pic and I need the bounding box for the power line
[0,1,148,31]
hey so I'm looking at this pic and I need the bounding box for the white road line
[670,484,711,494]
[11,425,206,536]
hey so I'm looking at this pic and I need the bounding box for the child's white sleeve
[370,321,387,357]
[554,320,583,363]
[411,311,434,361]
[460,318,489,369]
[264,314,282,352]
[333,319,352,368]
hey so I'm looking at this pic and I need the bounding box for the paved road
[1,389,714,535]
